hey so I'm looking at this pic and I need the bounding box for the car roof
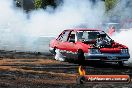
[64,28,101,32]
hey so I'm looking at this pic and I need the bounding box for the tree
[34,0,42,9]
[105,0,119,11]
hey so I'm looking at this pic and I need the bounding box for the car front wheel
[54,49,65,62]
[77,50,85,65]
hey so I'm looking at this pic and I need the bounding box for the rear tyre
[54,49,65,62]
[118,61,124,67]
[77,50,85,65]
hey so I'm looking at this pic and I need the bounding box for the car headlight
[89,49,101,54]
[121,49,128,54]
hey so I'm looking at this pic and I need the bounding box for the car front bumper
[84,53,130,62]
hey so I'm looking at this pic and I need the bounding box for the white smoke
[112,29,132,63]
[28,0,105,36]
[111,0,132,21]
[110,0,132,64]
[0,0,105,52]
[0,0,28,50]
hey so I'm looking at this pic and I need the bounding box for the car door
[65,31,78,59]
[55,30,71,55]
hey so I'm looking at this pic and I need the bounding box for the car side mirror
[69,39,75,43]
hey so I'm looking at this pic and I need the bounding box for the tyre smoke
[112,29,132,63]
[0,0,105,52]
[110,0,132,64]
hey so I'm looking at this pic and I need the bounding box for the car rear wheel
[77,50,85,65]
[118,61,124,67]
[54,49,65,62]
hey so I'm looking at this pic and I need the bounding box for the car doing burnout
[49,28,130,66]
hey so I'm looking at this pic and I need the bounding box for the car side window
[68,31,76,42]
[57,31,70,42]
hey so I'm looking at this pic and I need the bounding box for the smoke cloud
[112,29,132,63]
[110,0,132,63]
[0,0,105,52]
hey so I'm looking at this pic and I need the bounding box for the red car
[49,28,130,66]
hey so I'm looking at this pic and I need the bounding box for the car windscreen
[77,31,112,42]
[77,31,99,41]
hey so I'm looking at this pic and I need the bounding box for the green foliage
[34,0,42,9]
[105,0,119,11]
